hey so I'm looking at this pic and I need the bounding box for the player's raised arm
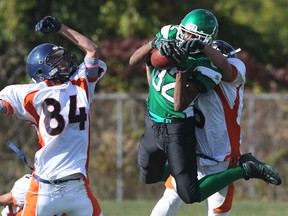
[129,38,176,66]
[35,16,98,58]
[35,15,103,79]
[129,41,152,66]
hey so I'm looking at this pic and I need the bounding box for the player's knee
[177,183,200,204]
[174,174,200,204]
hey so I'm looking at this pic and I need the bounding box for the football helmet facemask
[176,9,218,47]
[26,43,78,83]
[212,40,241,58]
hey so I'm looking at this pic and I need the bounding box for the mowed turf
[99,199,288,216]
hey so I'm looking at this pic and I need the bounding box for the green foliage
[214,0,288,66]
[0,0,35,44]
[0,0,288,92]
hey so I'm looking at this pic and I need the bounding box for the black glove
[151,38,175,56]
[35,16,62,34]
[181,39,205,54]
[158,41,189,71]
[158,41,179,57]
[171,46,189,71]
[151,38,188,70]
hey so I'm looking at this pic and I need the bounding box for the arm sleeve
[84,56,99,78]
[84,57,107,82]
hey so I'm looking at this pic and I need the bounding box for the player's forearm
[145,65,152,85]
[129,43,151,66]
[58,24,98,58]
[203,45,233,80]
[0,192,13,206]
[174,72,191,111]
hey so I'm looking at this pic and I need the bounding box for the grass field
[99,199,288,216]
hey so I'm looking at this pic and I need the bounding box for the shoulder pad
[156,25,178,40]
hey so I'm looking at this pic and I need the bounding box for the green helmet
[176,9,218,45]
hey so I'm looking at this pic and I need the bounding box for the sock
[198,166,245,201]
[160,162,170,182]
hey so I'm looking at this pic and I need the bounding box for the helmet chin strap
[229,48,241,56]
[54,66,77,83]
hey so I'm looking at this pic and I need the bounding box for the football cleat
[239,153,282,185]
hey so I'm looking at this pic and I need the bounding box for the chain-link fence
[0,93,287,201]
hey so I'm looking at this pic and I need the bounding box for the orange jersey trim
[87,68,104,83]
[2,99,14,115]
[23,90,45,149]
[213,184,234,213]
[84,178,102,216]
[213,85,242,160]
[71,78,89,100]
[222,64,238,83]
[23,90,40,124]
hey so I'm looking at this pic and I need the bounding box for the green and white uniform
[147,25,222,121]
[139,25,223,204]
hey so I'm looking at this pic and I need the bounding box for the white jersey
[1,174,32,216]
[195,58,246,163]
[0,60,107,180]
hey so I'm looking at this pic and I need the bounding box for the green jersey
[147,25,222,121]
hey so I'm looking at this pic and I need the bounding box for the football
[150,49,176,69]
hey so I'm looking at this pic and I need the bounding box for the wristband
[149,38,157,50]
[177,68,187,73]
[177,63,188,73]
[148,41,153,50]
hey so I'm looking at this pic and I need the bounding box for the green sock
[160,162,170,181]
[198,166,245,201]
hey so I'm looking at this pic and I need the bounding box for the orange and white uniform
[1,174,32,216]
[151,58,246,216]
[0,60,106,216]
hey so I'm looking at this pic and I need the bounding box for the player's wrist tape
[149,38,157,50]
[148,41,153,50]
[177,69,187,73]
[177,65,188,73]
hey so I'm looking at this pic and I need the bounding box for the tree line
[0,0,288,92]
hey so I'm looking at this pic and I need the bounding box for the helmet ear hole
[36,69,43,75]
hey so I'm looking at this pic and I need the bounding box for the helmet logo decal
[52,46,61,51]
[49,68,59,76]
[185,23,197,32]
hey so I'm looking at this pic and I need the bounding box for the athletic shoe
[239,153,282,185]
